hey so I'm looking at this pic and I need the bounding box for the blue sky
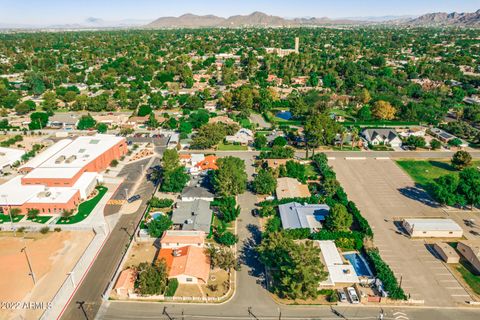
[1,0,479,25]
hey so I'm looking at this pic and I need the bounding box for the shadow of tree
[429,160,456,173]
[238,223,266,288]
[398,186,441,208]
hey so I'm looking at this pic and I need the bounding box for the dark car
[127,195,141,203]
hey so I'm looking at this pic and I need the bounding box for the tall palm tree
[351,127,359,150]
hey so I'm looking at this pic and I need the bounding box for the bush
[366,250,407,300]
[39,227,50,234]
[149,197,174,208]
[54,227,62,232]
[258,206,276,217]
[110,159,119,167]
[215,231,238,246]
[451,150,472,170]
[147,215,173,238]
[310,230,364,250]
[164,278,179,297]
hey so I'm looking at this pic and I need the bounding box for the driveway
[330,158,471,306]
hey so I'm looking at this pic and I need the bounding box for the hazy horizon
[0,0,479,26]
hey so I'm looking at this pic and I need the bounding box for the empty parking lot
[330,158,471,306]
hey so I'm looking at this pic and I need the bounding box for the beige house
[402,219,463,238]
[276,177,311,200]
[457,241,480,273]
[433,242,460,263]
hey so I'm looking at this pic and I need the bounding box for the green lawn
[27,215,52,224]
[0,214,25,224]
[457,262,480,295]
[305,164,317,179]
[396,160,466,187]
[332,145,361,151]
[369,144,394,151]
[57,186,108,224]
[217,143,248,151]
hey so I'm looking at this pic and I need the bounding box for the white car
[337,289,348,303]
[347,287,359,304]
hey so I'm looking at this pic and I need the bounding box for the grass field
[332,145,361,151]
[0,214,24,224]
[457,262,480,295]
[216,143,248,151]
[26,216,52,224]
[396,160,479,188]
[57,186,108,224]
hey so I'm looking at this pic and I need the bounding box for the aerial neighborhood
[1,3,480,320]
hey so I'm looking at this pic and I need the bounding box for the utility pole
[2,195,16,237]
[124,188,129,199]
[21,246,36,285]
[76,301,89,320]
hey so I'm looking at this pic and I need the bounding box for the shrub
[215,231,238,246]
[164,278,179,297]
[54,227,62,232]
[258,206,276,217]
[110,159,119,167]
[149,197,174,208]
[39,226,50,234]
[147,215,173,238]
[366,250,406,300]
[451,150,472,170]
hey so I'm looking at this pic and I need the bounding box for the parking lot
[330,158,472,306]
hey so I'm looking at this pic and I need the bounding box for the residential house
[126,116,149,128]
[276,177,311,200]
[48,113,80,130]
[402,219,463,238]
[113,268,136,298]
[171,199,212,233]
[160,230,205,249]
[181,177,215,202]
[457,241,480,273]
[429,128,468,147]
[361,128,402,148]
[225,128,254,146]
[317,240,360,286]
[158,245,210,284]
[279,202,329,232]
[208,116,239,126]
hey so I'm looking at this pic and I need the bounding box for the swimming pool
[343,253,373,277]
[275,111,293,120]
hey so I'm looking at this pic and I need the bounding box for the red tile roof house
[113,268,136,298]
[158,246,210,284]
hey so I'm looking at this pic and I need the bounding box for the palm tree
[350,127,359,150]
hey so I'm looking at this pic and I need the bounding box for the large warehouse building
[0,134,127,215]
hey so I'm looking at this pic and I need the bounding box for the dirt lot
[0,230,93,320]
[124,241,158,268]
[174,269,230,298]
[330,158,471,307]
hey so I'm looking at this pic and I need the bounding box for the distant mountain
[405,9,480,26]
[0,17,151,30]
[147,11,367,28]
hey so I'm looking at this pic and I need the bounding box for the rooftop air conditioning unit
[65,155,77,163]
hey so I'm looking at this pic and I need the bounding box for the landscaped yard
[26,215,52,224]
[0,214,24,224]
[216,143,248,151]
[396,160,480,188]
[456,261,480,296]
[57,186,108,224]
[332,145,361,151]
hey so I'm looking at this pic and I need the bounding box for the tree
[285,160,306,182]
[206,246,239,271]
[77,114,97,130]
[147,215,173,238]
[272,136,287,147]
[448,138,463,148]
[138,105,152,117]
[254,135,267,149]
[215,231,238,246]
[324,203,353,232]
[27,209,40,219]
[357,105,372,121]
[305,112,340,157]
[96,123,108,133]
[15,101,36,115]
[359,89,371,104]
[405,136,426,150]
[135,261,168,295]
[253,169,277,195]
[430,139,442,150]
[162,149,180,173]
[432,175,460,206]
[216,196,241,222]
[29,112,49,130]
[451,151,472,170]
[161,167,190,193]
[372,100,396,120]
[213,157,247,196]
[457,167,480,209]
[257,232,327,300]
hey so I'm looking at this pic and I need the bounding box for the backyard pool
[275,111,293,120]
[343,252,373,277]
[151,212,164,220]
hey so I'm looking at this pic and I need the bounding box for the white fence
[39,225,108,320]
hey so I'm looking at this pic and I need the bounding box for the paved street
[60,155,162,320]
[330,158,471,306]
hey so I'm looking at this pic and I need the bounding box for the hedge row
[366,250,407,300]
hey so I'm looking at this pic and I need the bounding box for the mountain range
[147,10,480,28]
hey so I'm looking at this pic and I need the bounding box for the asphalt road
[60,155,162,320]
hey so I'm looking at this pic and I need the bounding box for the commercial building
[433,242,460,264]
[402,218,463,238]
[0,147,25,173]
[0,134,127,215]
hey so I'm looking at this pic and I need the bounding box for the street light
[1,194,16,237]
[68,271,76,288]
[124,188,129,199]
[21,246,36,285]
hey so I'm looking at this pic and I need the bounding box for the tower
[294,37,299,54]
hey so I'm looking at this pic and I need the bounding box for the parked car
[337,289,348,303]
[347,287,359,304]
[127,194,141,203]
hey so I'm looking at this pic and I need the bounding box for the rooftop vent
[65,155,77,163]
[55,155,66,164]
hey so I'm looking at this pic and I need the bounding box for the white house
[361,128,402,147]
[225,128,254,145]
